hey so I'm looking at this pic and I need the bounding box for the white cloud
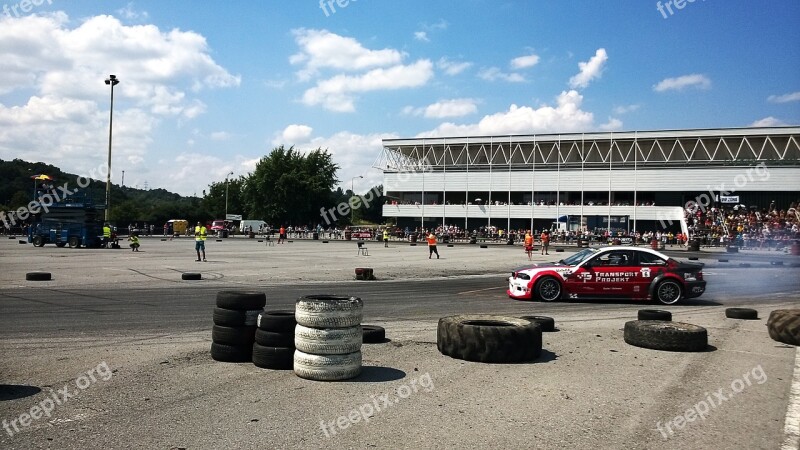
[414,31,429,42]
[116,3,149,20]
[275,124,314,145]
[0,13,239,196]
[569,48,608,89]
[767,91,800,103]
[290,29,405,81]
[478,67,525,83]
[418,90,595,137]
[437,58,472,76]
[210,131,231,141]
[612,104,641,115]
[403,99,479,119]
[511,53,540,69]
[653,74,711,92]
[302,60,434,112]
[750,117,788,127]
[599,117,623,131]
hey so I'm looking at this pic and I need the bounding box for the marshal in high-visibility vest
[195,222,207,262]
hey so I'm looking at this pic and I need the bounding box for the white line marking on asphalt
[457,286,505,295]
[782,346,800,450]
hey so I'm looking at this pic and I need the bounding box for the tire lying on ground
[211,343,252,363]
[520,315,555,332]
[767,309,800,346]
[257,310,296,332]
[181,272,201,281]
[212,325,257,346]
[623,321,708,352]
[725,307,758,320]
[294,324,362,355]
[252,344,294,370]
[362,325,386,343]
[293,350,362,381]
[638,309,672,321]
[295,295,363,328]
[25,272,52,281]
[213,307,263,327]
[437,315,542,363]
[216,291,267,311]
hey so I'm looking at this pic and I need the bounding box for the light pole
[350,175,363,224]
[224,171,234,218]
[104,74,119,222]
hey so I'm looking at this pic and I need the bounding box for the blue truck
[28,193,118,249]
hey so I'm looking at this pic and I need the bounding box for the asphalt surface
[0,237,798,449]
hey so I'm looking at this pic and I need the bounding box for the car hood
[512,262,576,278]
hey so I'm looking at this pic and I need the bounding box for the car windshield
[560,248,599,266]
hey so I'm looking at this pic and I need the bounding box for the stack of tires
[252,310,297,369]
[211,291,267,362]
[293,295,363,381]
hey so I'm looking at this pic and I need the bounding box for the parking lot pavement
[0,238,798,449]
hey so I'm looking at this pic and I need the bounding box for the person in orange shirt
[278,226,286,244]
[427,232,439,259]
[524,231,534,260]
[540,230,550,255]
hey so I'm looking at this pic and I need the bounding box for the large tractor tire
[437,315,542,363]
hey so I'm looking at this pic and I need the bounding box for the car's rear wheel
[535,277,562,302]
[655,280,682,305]
[32,236,44,247]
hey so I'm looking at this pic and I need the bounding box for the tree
[243,146,339,226]
[202,177,246,219]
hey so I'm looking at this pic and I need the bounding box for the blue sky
[1,0,798,197]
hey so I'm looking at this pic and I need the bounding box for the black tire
[25,272,52,281]
[18,240,27,244]
[257,310,296,332]
[555,248,564,253]
[212,325,257,346]
[211,343,252,363]
[725,308,758,320]
[480,245,488,249]
[654,279,682,305]
[623,320,707,352]
[213,307,263,327]
[688,256,699,261]
[767,309,800,346]
[55,242,66,248]
[362,325,386,343]
[252,344,294,370]
[216,291,267,310]
[295,295,363,328]
[718,259,729,263]
[255,329,295,347]
[32,236,44,247]
[68,236,80,248]
[520,315,555,332]
[182,272,202,280]
[437,315,542,363]
[638,309,672,321]
[534,277,562,302]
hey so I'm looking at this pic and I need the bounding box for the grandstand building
[377,126,800,235]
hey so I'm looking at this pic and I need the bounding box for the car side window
[638,252,667,266]
[591,251,633,266]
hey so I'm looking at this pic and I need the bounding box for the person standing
[194,221,207,261]
[278,226,286,244]
[102,223,112,249]
[383,228,389,247]
[427,232,439,259]
[540,230,550,255]
[524,231,534,260]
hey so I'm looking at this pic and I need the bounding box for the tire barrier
[725,308,758,320]
[520,315,556,332]
[766,309,800,346]
[211,291,267,363]
[25,272,52,281]
[437,315,542,363]
[355,267,375,281]
[294,295,363,380]
[637,309,672,321]
[623,321,708,352]
[181,272,202,281]
[18,240,27,244]
[362,325,386,343]
[480,245,488,249]
[253,310,297,370]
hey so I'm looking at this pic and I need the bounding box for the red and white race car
[507,247,706,305]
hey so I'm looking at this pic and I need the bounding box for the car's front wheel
[655,280,682,305]
[535,277,562,302]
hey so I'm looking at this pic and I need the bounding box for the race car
[507,246,705,305]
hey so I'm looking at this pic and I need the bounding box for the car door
[580,250,638,298]
[632,250,669,300]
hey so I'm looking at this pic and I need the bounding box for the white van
[240,220,267,233]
